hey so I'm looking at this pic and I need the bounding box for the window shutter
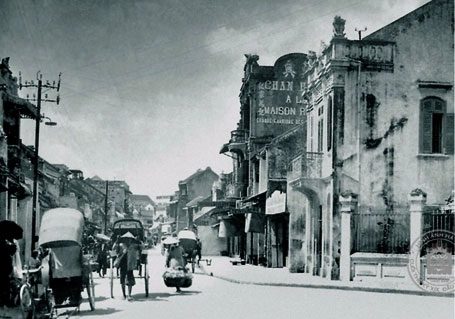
[420,100,433,154]
[444,113,454,155]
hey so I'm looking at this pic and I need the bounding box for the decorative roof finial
[333,16,346,38]
[1,57,10,68]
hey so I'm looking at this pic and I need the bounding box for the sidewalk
[198,256,453,298]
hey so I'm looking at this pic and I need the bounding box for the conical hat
[121,231,135,239]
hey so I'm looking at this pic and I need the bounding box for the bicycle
[19,265,54,319]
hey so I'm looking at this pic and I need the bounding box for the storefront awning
[2,92,38,119]
[243,191,267,203]
[193,206,216,222]
[218,218,244,237]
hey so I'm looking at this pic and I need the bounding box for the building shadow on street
[129,290,202,302]
[93,296,110,302]
[77,307,121,317]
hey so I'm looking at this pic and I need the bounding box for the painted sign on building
[253,53,308,137]
[266,190,286,215]
[333,40,394,64]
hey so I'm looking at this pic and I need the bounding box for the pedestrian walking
[196,237,202,265]
[97,243,108,278]
[114,232,139,300]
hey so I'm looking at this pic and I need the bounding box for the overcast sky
[0,0,429,198]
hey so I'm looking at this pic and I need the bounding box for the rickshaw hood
[39,208,84,248]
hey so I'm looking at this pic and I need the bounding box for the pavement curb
[198,265,454,298]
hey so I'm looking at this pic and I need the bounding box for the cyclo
[109,218,149,298]
[19,208,95,319]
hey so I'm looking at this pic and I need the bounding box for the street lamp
[42,115,57,126]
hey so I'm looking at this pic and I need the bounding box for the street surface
[68,247,453,319]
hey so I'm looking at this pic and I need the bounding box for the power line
[19,70,61,253]
[63,0,363,100]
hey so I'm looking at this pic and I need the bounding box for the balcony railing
[287,152,323,181]
[230,129,248,144]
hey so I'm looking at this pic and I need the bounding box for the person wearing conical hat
[117,232,139,300]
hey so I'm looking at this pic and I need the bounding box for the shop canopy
[218,217,244,238]
[193,206,216,222]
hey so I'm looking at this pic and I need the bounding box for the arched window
[420,97,453,154]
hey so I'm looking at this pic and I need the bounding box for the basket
[163,270,192,288]
[163,276,192,288]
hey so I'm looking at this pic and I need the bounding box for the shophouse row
[0,59,156,263]
[177,0,454,285]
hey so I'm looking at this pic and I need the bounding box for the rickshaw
[20,208,95,319]
[177,229,198,273]
[109,219,149,298]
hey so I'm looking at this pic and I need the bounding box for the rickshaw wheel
[144,261,149,298]
[87,272,96,311]
[19,284,35,319]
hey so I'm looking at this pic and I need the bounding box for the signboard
[266,191,286,215]
[333,40,394,64]
[253,53,308,137]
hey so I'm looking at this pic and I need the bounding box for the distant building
[87,176,132,217]
[172,167,219,232]
[130,194,155,229]
[154,194,173,221]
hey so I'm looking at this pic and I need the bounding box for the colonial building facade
[221,0,454,282]
[291,0,453,280]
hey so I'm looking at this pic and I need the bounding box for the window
[327,97,333,151]
[254,160,260,183]
[317,106,324,152]
[309,116,314,152]
[420,97,454,154]
[432,113,443,153]
[318,118,323,152]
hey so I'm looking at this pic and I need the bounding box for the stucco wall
[197,225,226,256]
[348,0,454,209]
[187,170,219,200]
[287,186,308,272]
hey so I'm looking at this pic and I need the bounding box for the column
[339,193,357,282]
[409,188,426,283]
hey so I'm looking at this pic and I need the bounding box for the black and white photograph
[0,0,453,318]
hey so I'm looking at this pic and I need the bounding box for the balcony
[220,129,249,155]
[287,152,323,181]
[230,129,248,143]
[225,182,245,199]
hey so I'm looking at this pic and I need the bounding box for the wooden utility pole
[19,71,61,253]
[104,180,109,233]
